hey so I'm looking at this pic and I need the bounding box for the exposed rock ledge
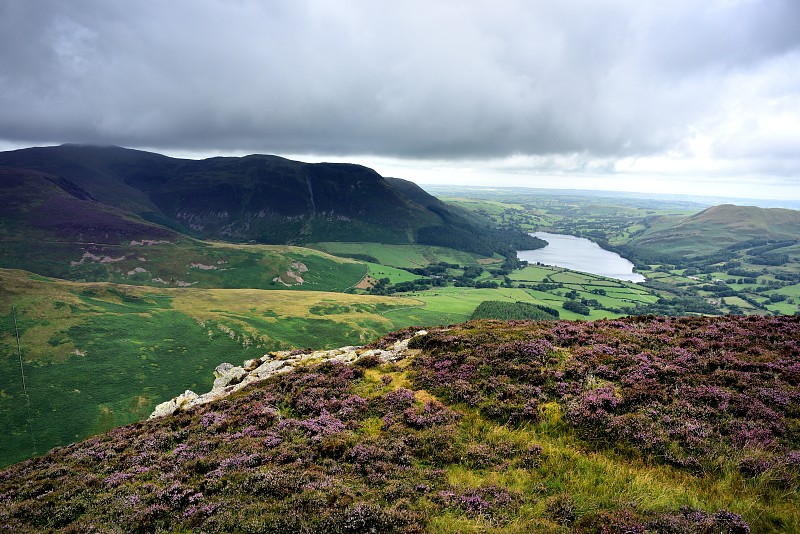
[149,330,427,419]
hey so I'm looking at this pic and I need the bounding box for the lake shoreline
[518,232,646,283]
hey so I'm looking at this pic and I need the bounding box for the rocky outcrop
[149,330,427,418]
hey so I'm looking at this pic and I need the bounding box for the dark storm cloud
[1,0,799,163]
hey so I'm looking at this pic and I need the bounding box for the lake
[518,232,646,283]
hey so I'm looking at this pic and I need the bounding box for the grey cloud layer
[1,0,799,163]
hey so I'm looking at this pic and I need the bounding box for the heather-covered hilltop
[1,315,798,532]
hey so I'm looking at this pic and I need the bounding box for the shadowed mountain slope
[0,166,366,289]
[0,145,542,254]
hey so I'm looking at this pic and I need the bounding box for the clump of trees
[368,276,447,295]
[563,300,591,316]
[750,252,789,266]
[471,301,559,321]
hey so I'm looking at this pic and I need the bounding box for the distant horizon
[418,183,800,211]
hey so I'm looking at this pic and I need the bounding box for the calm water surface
[518,232,646,283]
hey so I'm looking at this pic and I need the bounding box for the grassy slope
[1,232,369,292]
[2,259,667,468]
[362,263,424,287]
[1,316,796,532]
[312,241,489,268]
[0,269,427,467]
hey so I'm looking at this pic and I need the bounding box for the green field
[394,287,542,323]
[508,264,558,282]
[383,284,635,323]
[365,262,422,284]
[509,264,658,311]
[312,242,488,268]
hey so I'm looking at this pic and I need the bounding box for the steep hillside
[0,167,178,244]
[0,268,427,467]
[629,204,800,260]
[0,144,173,214]
[0,167,368,288]
[0,145,542,255]
[0,167,182,281]
[1,315,797,532]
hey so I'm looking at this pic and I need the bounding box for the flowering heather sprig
[402,401,459,429]
[183,502,217,519]
[338,394,368,421]
[381,412,396,430]
[494,339,555,363]
[274,410,348,444]
[379,387,416,414]
[200,411,227,430]
[438,486,517,518]
[785,450,800,467]
[566,386,621,428]
[229,425,266,439]
[102,471,132,488]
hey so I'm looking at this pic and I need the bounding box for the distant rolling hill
[628,204,800,260]
[0,144,542,255]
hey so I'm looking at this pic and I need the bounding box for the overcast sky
[2,0,799,199]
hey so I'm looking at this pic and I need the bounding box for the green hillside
[0,169,367,288]
[629,204,800,259]
[0,268,430,467]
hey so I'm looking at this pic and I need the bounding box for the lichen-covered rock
[149,389,199,418]
[148,331,428,418]
[251,359,289,378]
[212,362,248,390]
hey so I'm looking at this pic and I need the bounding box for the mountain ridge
[0,145,531,248]
[0,145,544,277]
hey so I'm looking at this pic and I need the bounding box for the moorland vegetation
[1,315,796,532]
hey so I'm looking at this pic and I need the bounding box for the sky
[1,0,799,200]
